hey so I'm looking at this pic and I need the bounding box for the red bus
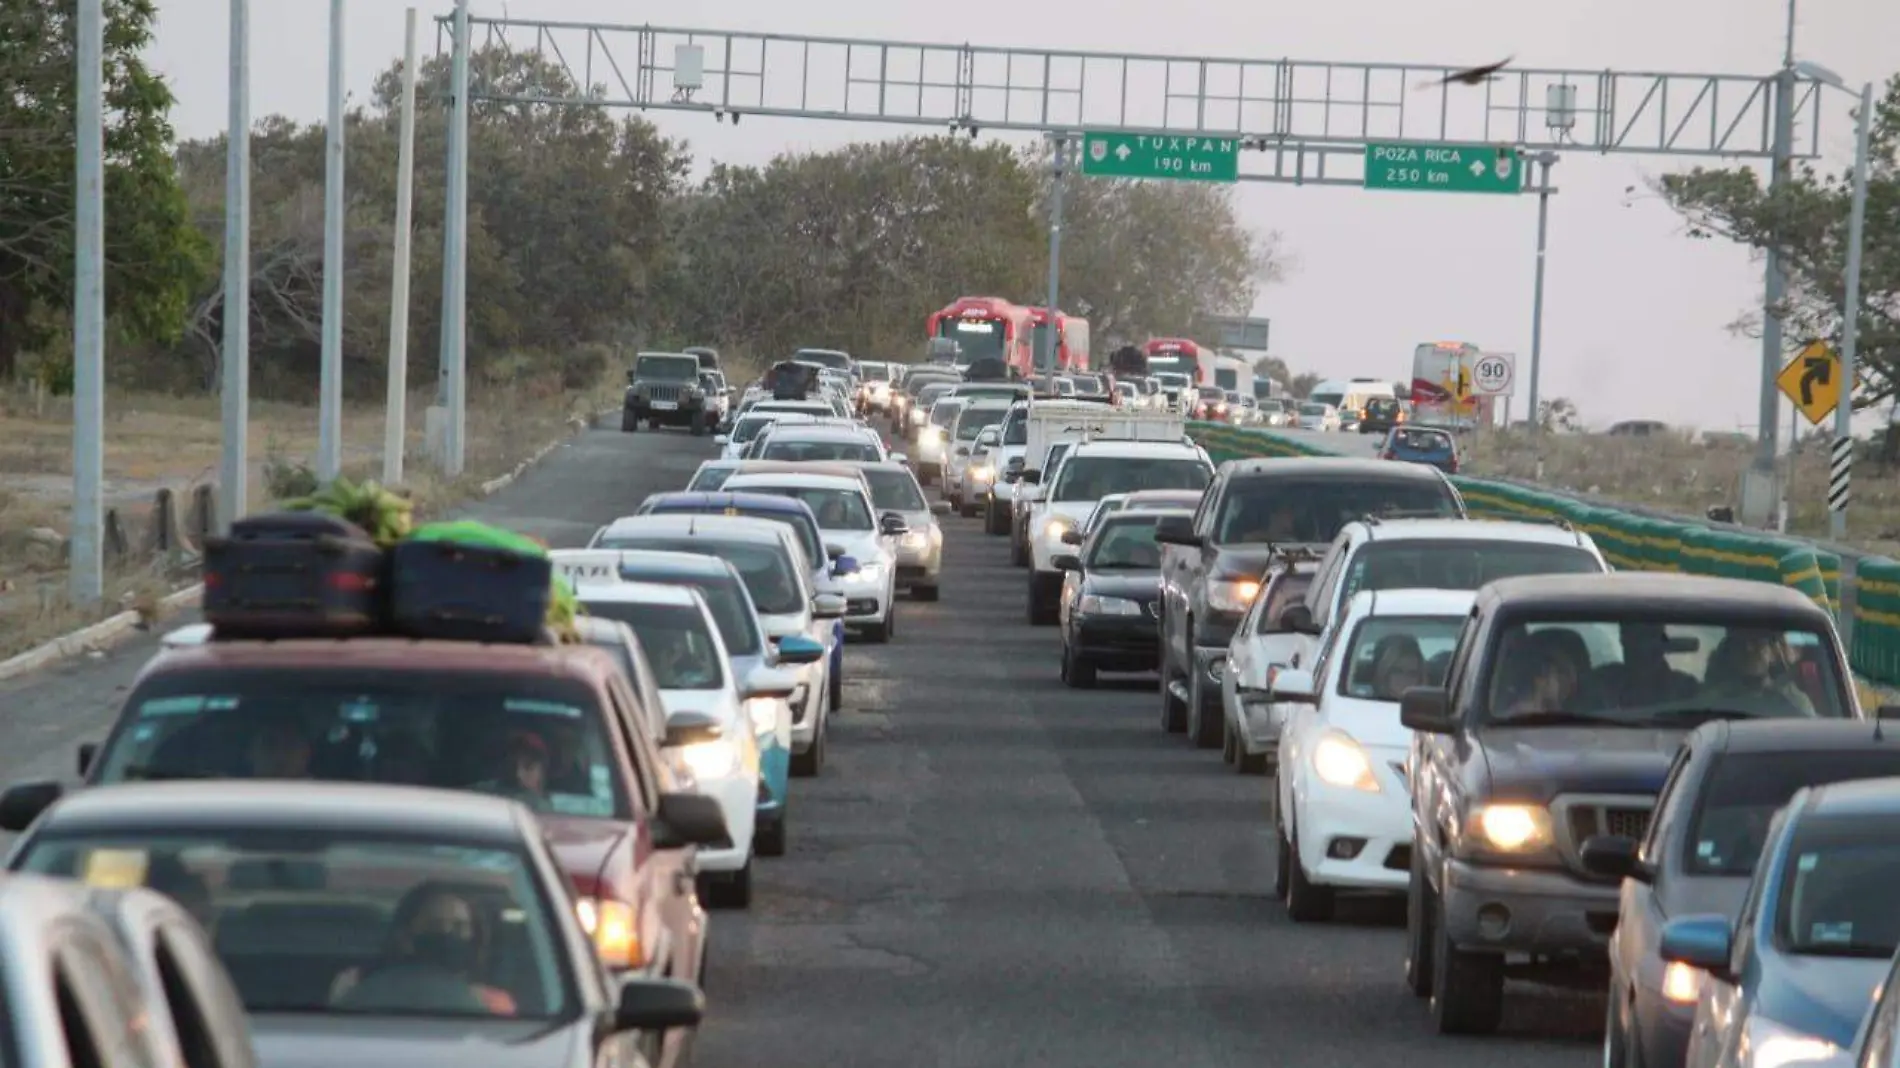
[927,296,1035,375]
[1024,308,1092,372]
[1143,338,1210,385]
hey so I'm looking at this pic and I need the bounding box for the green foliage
[1659,74,1900,408]
[0,0,210,378]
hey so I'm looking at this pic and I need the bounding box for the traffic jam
[1,319,1896,1068]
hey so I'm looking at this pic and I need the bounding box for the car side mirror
[651,792,730,850]
[1878,704,1900,720]
[1269,668,1317,704]
[1398,687,1456,733]
[1580,835,1651,883]
[1052,554,1081,572]
[0,781,64,833]
[1659,915,1735,979]
[1018,470,1041,485]
[1278,603,1319,635]
[613,976,706,1033]
[77,742,97,777]
[931,501,952,516]
[825,543,846,561]
[812,593,848,619]
[743,666,799,701]
[713,434,728,445]
[879,513,910,536]
[1153,514,1198,546]
[831,555,861,577]
[1059,528,1083,546]
[774,634,825,664]
[663,709,723,748]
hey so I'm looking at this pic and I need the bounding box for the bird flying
[1416,57,1514,90]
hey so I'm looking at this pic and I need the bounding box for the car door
[603,676,689,981]
[1616,744,1697,1003]
[1164,472,1225,666]
[1277,617,1345,818]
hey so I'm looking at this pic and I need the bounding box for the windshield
[1051,456,1211,502]
[861,364,890,381]
[591,536,805,615]
[1070,375,1107,395]
[1310,392,1343,408]
[862,469,926,512]
[1688,751,1900,875]
[1002,409,1029,445]
[1086,517,1166,570]
[1041,442,1073,478]
[1152,372,1190,388]
[1198,386,1224,399]
[684,467,734,492]
[793,350,851,370]
[1482,620,1848,727]
[955,407,1010,441]
[734,485,873,531]
[610,573,762,657]
[1393,428,1454,453]
[930,402,965,428]
[1337,615,1463,700]
[577,601,723,690]
[15,833,573,1019]
[1254,572,1315,635]
[1212,477,1462,544]
[910,378,955,399]
[1335,541,1603,604]
[760,438,881,462]
[1776,816,1900,957]
[731,416,777,443]
[1301,403,1328,416]
[1260,399,1285,413]
[96,671,628,818]
[937,319,1005,363]
[635,355,698,382]
[641,505,823,571]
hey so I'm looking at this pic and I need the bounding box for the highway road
[0,424,1597,1068]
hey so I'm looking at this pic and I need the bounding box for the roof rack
[1269,544,1323,566]
[1476,513,1576,532]
[1359,509,1465,526]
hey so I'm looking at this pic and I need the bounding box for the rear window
[576,600,724,690]
[760,438,881,463]
[1212,476,1462,544]
[612,572,762,657]
[591,536,806,615]
[1393,428,1453,452]
[862,469,926,512]
[685,467,735,492]
[1051,456,1212,502]
[1687,750,1900,874]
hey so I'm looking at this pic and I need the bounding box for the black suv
[623,352,712,434]
[1399,572,1858,1035]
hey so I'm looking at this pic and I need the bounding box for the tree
[1658,74,1900,408]
[1538,396,1581,433]
[1287,372,1321,399]
[1252,355,1290,387]
[0,0,209,378]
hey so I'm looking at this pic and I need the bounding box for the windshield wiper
[1488,712,1618,727]
[120,766,216,781]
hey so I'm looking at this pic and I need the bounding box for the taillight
[576,896,643,969]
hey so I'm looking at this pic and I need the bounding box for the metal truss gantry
[440,17,1826,161]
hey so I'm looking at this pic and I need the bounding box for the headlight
[1660,961,1702,1005]
[1205,577,1262,613]
[899,531,928,551]
[1743,1019,1839,1068]
[1041,517,1072,543]
[575,896,642,969]
[744,696,781,735]
[970,465,994,483]
[1311,731,1379,792]
[849,562,886,583]
[1078,593,1141,616]
[676,738,741,779]
[1467,803,1553,852]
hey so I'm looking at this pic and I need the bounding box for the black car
[1586,719,1900,1068]
[1360,396,1404,434]
[4,781,705,1068]
[1054,509,1185,687]
[624,352,713,434]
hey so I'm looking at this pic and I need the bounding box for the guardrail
[1186,421,1900,688]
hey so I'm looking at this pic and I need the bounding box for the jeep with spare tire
[623,351,713,434]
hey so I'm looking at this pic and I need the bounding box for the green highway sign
[1080,132,1239,183]
[1363,142,1523,195]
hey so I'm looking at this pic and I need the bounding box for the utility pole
[316,0,347,481]
[218,0,251,530]
[438,0,472,478]
[383,8,420,487]
[1829,80,1874,539]
[70,0,105,605]
[1042,133,1067,373]
[1751,0,1799,520]
[1526,152,1557,434]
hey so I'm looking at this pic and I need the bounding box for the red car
[0,637,724,1068]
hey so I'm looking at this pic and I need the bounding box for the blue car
[630,491,851,711]
[1379,425,1459,474]
[1661,773,1900,1068]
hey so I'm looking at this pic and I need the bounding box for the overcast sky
[143,0,1895,432]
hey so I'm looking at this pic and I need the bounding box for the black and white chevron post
[1829,436,1853,513]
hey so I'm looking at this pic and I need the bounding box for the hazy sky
[142,0,1896,431]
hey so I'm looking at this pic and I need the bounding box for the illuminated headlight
[910,409,926,426]
[847,562,886,583]
[744,696,781,735]
[676,738,741,779]
[1466,803,1553,853]
[1205,577,1261,613]
[575,896,641,969]
[1741,1018,1839,1068]
[970,465,994,483]
[1311,731,1380,792]
[899,531,928,551]
[1661,961,1702,1005]
[1041,517,1073,543]
[1078,594,1141,616]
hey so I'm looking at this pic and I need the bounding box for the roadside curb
[0,417,600,685]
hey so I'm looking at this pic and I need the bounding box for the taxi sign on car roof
[549,549,635,586]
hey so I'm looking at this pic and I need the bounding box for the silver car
[842,460,951,601]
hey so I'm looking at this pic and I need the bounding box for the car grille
[1552,794,1655,874]
[647,384,683,404]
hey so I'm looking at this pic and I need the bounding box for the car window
[1255,572,1315,635]
[1394,429,1454,452]
[98,670,629,819]
[1085,517,1166,570]
[861,469,926,512]
[685,466,735,492]
[1211,477,1462,545]
[953,407,1011,441]
[732,486,873,531]
[577,600,723,691]
[612,572,763,657]
[1337,540,1603,604]
[929,403,965,428]
[1336,615,1463,699]
[1482,620,1847,726]
[760,439,882,462]
[19,834,574,1019]
[1041,442,1072,477]
[635,355,698,381]
[1775,814,1900,958]
[1686,750,1900,875]
[730,417,776,443]
[1050,456,1212,503]
[589,536,805,615]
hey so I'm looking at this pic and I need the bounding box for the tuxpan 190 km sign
[1470,353,1516,396]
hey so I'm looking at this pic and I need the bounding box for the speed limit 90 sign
[1470,354,1515,396]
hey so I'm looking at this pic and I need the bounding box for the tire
[621,411,640,432]
[912,584,941,602]
[701,859,753,909]
[828,657,844,712]
[1010,530,1028,567]
[1235,739,1267,775]
[1186,663,1223,749]
[863,605,893,643]
[790,726,824,778]
[959,500,979,519]
[1429,896,1505,1034]
[1283,816,1335,922]
[1158,668,1188,733]
[756,814,787,858]
[1026,576,1057,626]
[689,416,706,437]
[1404,844,1434,997]
[984,499,1008,535]
[1270,788,1290,899]
[1221,725,1238,765]
[1061,641,1097,689]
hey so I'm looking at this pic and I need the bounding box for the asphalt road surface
[0,424,1598,1068]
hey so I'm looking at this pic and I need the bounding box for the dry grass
[1458,429,1900,557]
[0,370,617,660]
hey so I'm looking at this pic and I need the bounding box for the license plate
[651,400,678,410]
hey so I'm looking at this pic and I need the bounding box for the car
[1009,438,1078,568]
[1024,438,1215,626]
[716,411,795,460]
[1053,509,1184,687]
[1269,589,1473,922]
[1659,776,1900,1068]
[554,549,826,859]
[623,351,715,435]
[699,369,731,429]
[1220,553,1319,775]
[1584,720,1900,1068]
[0,633,725,991]
[840,460,953,601]
[585,513,846,777]
[1360,395,1405,435]
[754,424,890,464]
[915,397,968,483]
[1076,489,1206,539]
[1401,573,1861,1035]
[1382,426,1460,473]
[856,360,897,414]
[4,782,712,1068]
[942,403,1014,512]
[550,577,789,907]
[1297,401,1341,431]
[724,472,904,643]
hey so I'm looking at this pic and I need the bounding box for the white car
[724,472,902,642]
[914,398,966,483]
[588,513,846,776]
[1221,561,1318,775]
[1024,439,1215,624]
[1270,588,1474,921]
[717,411,792,460]
[753,424,890,464]
[1297,402,1341,431]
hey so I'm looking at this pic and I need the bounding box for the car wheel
[701,858,753,909]
[911,584,941,602]
[1270,789,1290,899]
[1283,816,1335,922]
[1062,641,1097,689]
[756,813,787,858]
[1429,895,1505,1034]
[621,411,639,432]
[1186,663,1222,749]
[863,608,892,644]
[1158,667,1188,733]
[1009,530,1028,567]
[984,499,1008,535]
[1404,844,1434,997]
[1221,725,1237,765]
[689,417,705,437]
[959,499,979,519]
[1027,577,1058,626]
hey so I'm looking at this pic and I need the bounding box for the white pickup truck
[987,400,1110,537]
